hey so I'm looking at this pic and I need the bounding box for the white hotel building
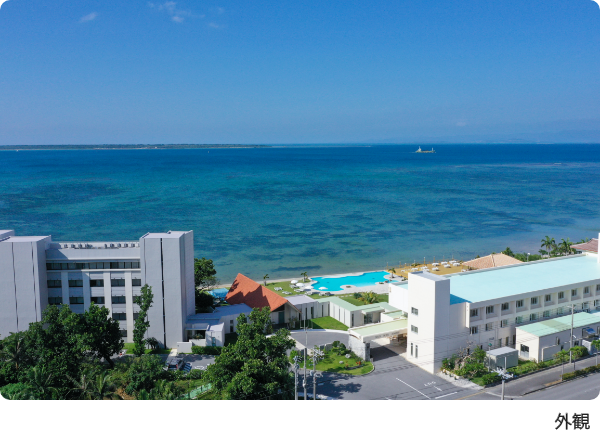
[389,239,600,373]
[0,229,195,348]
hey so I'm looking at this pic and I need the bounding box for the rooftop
[350,319,408,338]
[186,304,253,322]
[463,253,522,270]
[316,296,396,313]
[447,254,600,304]
[286,295,316,306]
[226,273,295,312]
[572,238,598,253]
[517,312,600,337]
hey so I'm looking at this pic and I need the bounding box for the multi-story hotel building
[0,229,195,348]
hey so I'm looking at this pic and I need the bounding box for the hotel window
[132,279,142,287]
[572,289,578,297]
[485,323,493,331]
[516,300,524,308]
[111,279,126,287]
[501,302,509,311]
[505,336,510,346]
[498,339,502,347]
[410,343,413,356]
[515,316,523,324]
[133,296,141,305]
[530,313,538,321]
[90,279,104,287]
[520,344,529,353]
[91,296,105,304]
[411,307,418,316]
[556,337,560,345]
[112,312,127,321]
[112,296,126,304]
[486,306,494,314]
[531,297,538,305]
[545,294,551,302]
[47,280,62,288]
[583,302,589,310]
[557,307,564,315]
[415,345,418,359]
[595,300,600,307]
[470,309,479,318]
[597,284,600,292]
[558,292,565,300]
[69,297,84,305]
[470,326,479,335]
[411,325,418,334]
[48,297,62,305]
[584,286,590,295]
[513,335,516,345]
[68,280,83,288]
[543,310,550,318]
[133,313,140,321]
[501,319,508,328]
[120,330,127,338]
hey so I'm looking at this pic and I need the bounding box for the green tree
[146,337,160,351]
[125,354,165,395]
[389,268,396,277]
[263,274,269,286]
[80,303,124,368]
[25,366,59,400]
[358,291,379,305]
[301,272,308,282]
[25,305,85,396]
[554,350,570,380]
[205,307,296,400]
[592,340,600,366]
[502,247,514,257]
[0,332,27,372]
[133,284,154,356]
[541,236,556,255]
[195,290,216,312]
[559,238,574,256]
[194,258,218,289]
[89,370,121,400]
[68,368,95,400]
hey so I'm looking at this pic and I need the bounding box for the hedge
[562,364,600,381]
[191,346,222,355]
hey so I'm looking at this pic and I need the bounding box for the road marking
[435,392,458,399]
[434,386,442,391]
[396,378,431,400]
[455,390,487,400]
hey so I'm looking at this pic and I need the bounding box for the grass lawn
[122,343,171,355]
[263,281,322,299]
[309,316,348,331]
[313,350,373,375]
[337,293,389,306]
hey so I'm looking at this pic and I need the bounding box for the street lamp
[527,253,530,262]
[494,367,514,400]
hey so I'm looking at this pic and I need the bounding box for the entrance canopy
[349,319,408,344]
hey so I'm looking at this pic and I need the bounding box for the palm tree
[538,249,548,257]
[1,333,25,371]
[502,247,514,257]
[26,366,59,400]
[90,371,122,400]
[301,272,308,283]
[390,268,396,278]
[579,238,590,244]
[263,274,269,287]
[541,236,556,254]
[559,238,574,256]
[145,337,159,351]
[68,369,95,400]
[358,291,379,305]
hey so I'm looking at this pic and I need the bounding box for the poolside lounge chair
[444,264,451,268]
[432,267,439,271]
[274,287,283,291]
[282,291,291,295]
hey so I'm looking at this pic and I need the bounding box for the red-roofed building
[572,238,598,254]
[226,273,299,325]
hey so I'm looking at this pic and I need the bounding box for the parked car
[166,358,184,371]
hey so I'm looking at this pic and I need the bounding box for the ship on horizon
[415,146,435,153]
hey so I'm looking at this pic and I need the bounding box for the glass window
[515,316,523,324]
[112,296,126,304]
[48,297,62,305]
[411,307,418,316]
[597,284,600,292]
[411,325,418,334]
[558,291,564,299]
[485,323,493,331]
[572,289,577,296]
[133,313,139,321]
[112,312,127,321]
[516,300,524,308]
[68,280,83,288]
[90,279,104,287]
[584,286,590,294]
[486,306,494,314]
[470,326,478,335]
[410,343,413,356]
[545,294,551,302]
[530,297,538,305]
[501,319,508,328]
[69,297,84,304]
[111,279,125,287]
[520,344,529,353]
[415,345,418,359]
[90,297,105,304]
[120,330,127,338]
[501,302,509,311]
[132,279,142,287]
[557,307,564,315]
[530,313,538,321]
[556,337,560,345]
[47,280,62,288]
[470,309,478,317]
[124,262,132,269]
[543,310,550,318]
[133,262,140,269]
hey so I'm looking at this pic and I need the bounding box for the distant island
[0,144,272,151]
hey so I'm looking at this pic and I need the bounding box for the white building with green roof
[515,312,600,362]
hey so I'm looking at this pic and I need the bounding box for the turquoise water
[1,144,599,283]
[311,271,390,291]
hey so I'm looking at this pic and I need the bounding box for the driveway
[290,330,349,351]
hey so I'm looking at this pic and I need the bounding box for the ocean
[1,144,599,283]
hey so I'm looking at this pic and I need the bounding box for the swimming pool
[310,271,389,291]
[209,288,230,300]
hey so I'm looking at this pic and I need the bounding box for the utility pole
[312,347,324,400]
[303,326,307,400]
[293,355,300,400]
[495,361,513,401]
[570,303,574,367]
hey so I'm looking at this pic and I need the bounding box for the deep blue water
[1,144,599,283]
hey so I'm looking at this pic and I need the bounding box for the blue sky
[0,0,599,144]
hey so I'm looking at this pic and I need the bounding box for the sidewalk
[485,355,600,398]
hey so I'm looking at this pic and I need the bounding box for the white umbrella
[296,283,305,287]
[290,280,298,284]
[319,287,327,291]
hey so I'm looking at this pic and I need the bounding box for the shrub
[125,355,165,395]
[186,369,204,380]
[191,345,222,355]
[457,362,487,378]
[569,346,588,359]
[332,341,340,348]
[353,292,361,299]
[481,372,501,385]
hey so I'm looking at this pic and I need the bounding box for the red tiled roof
[572,238,598,253]
[226,273,291,311]
[463,253,522,270]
